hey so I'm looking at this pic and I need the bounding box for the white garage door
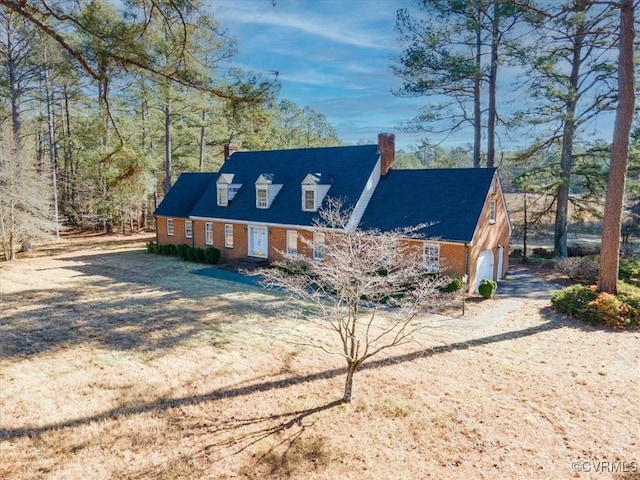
[475,250,495,292]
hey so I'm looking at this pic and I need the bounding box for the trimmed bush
[185,246,196,261]
[478,279,497,299]
[443,276,464,293]
[551,283,640,329]
[176,244,190,261]
[195,248,206,263]
[204,247,220,264]
[168,244,178,256]
[146,241,158,253]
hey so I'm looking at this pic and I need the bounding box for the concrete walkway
[433,266,565,330]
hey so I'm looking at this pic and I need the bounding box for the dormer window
[217,185,228,206]
[301,173,331,212]
[256,187,268,208]
[303,188,316,211]
[217,173,241,206]
[255,174,282,209]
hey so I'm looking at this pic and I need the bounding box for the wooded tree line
[0,0,339,260]
[394,0,638,280]
[0,0,637,288]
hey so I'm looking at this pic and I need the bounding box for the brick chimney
[224,142,238,160]
[378,133,395,176]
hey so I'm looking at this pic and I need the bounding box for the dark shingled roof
[188,144,380,226]
[359,168,496,242]
[154,172,218,218]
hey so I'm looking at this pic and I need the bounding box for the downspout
[464,243,470,292]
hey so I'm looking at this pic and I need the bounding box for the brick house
[154,134,511,292]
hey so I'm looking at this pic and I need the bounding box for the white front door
[248,226,268,258]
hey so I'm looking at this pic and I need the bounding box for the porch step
[223,256,269,272]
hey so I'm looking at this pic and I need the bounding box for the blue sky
[210,0,428,150]
[208,0,616,152]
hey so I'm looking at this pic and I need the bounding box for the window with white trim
[422,243,440,272]
[312,231,325,260]
[185,220,193,238]
[382,241,398,267]
[217,185,228,206]
[205,222,213,245]
[303,188,316,211]
[489,200,497,224]
[256,187,268,208]
[286,230,298,256]
[167,218,174,236]
[224,224,234,248]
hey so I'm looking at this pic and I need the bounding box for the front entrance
[248,226,268,258]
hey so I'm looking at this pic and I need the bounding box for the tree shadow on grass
[0,315,567,442]
[0,250,284,359]
[129,399,345,479]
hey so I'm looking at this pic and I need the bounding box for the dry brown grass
[1,234,638,479]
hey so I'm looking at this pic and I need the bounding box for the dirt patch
[1,235,638,479]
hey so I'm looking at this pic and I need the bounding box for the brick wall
[156,217,194,247]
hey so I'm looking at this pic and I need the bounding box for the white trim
[312,231,325,260]
[167,218,174,236]
[205,222,213,245]
[185,220,193,238]
[302,187,316,211]
[248,225,269,258]
[286,229,298,256]
[256,187,268,208]
[422,242,440,272]
[217,185,228,206]
[224,224,234,248]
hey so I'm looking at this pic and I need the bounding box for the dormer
[216,173,241,206]
[255,173,283,209]
[301,173,331,212]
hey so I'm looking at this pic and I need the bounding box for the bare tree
[259,200,452,403]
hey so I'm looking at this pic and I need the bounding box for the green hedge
[146,242,220,266]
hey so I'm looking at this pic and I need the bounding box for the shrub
[555,256,599,283]
[204,247,221,264]
[195,248,206,263]
[551,284,597,318]
[531,247,554,259]
[478,279,497,299]
[619,258,640,287]
[509,248,523,259]
[146,241,158,253]
[443,276,464,293]
[276,261,309,276]
[176,244,190,261]
[168,244,178,256]
[159,244,172,255]
[551,284,640,329]
[185,246,196,261]
[567,244,599,257]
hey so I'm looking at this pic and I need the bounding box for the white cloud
[212,2,397,50]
